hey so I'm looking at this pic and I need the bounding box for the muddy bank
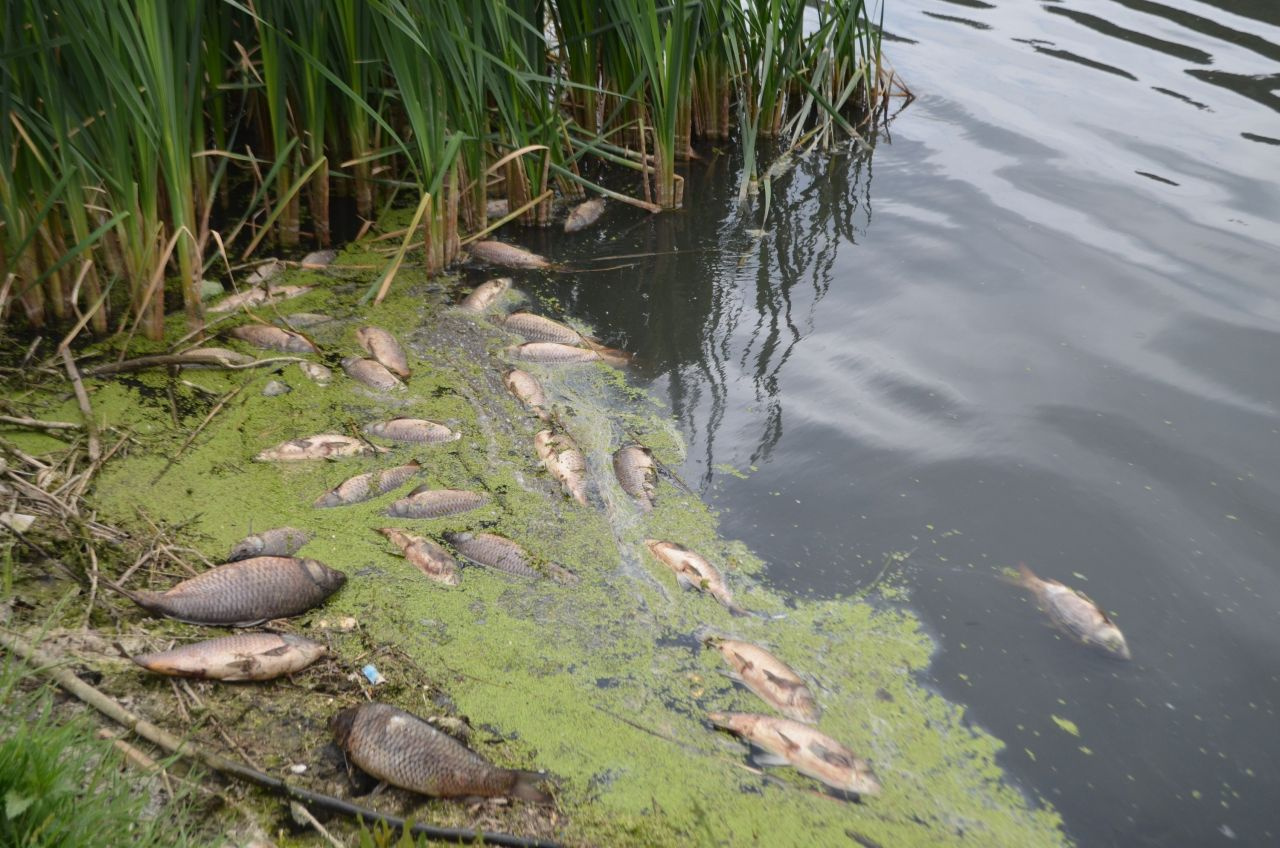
[10,245,1066,846]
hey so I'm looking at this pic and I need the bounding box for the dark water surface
[526,1,1280,844]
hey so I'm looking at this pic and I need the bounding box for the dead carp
[469,240,551,270]
[244,259,284,286]
[443,532,576,582]
[355,326,411,378]
[208,284,311,314]
[331,702,551,802]
[564,197,605,233]
[229,324,318,353]
[503,312,586,346]
[300,249,337,267]
[534,430,589,505]
[314,461,422,508]
[364,418,459,444]
[254,435,386,462]
[377,527,460,586]
[228,527,309,562]
[342,356,404,391]
[486,198,509,219]
[385,487,488,519]
[504,369,550,419]
[277,312,334,328]
[645,540,747,616]
[613,445,657,511]
[121,556,346,627]
[458,277,511,313]
[297,361,333,385]
[130,633,326,681]
[506,342,601,364]
[1015,563,1131,659]
[703,635,820,723]
[176,347,256,368]
[709,712,880,796]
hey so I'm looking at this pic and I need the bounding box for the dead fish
[564,197,605,233]
[534,429,589,505]
[469,240,551,270]
[364,418,460,444]
[506,342,601,364]
[121,556,346,627]
[277,312,334,328]
[254,435,387,462]
[177,347,256,368]
[377,527,460,586]
[331,702,551,802]
[130,633,326,681]
[300,249,337,267]
[342,356,404,391]
[613,445,657,511]
[504,369,549,419]
[355,326,411,378]
[458,277,511,313]
[228,527,309,562]
[385,487,488,519]
[245,259,284,286]
[503,312,587,346]
[444,532,576,582]
[1015,563,1131,659]
[486,198,509,219]
[645,540,747,616]
[208,284,311,314]
[297,361,333,385]
[702,635,820,723]
[314,461,423,508]
[709,712,880,797]
[229,325,319,354]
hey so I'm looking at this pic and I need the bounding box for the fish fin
[723,670,745,683]
[509,770,554,805]
[810,742,855,769]
[675,573,695,591]
[775,731,802,755]
[731,652,754,672]
[763,669,801,690]
[748,747,791,768]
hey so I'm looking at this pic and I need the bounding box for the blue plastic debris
[361,663,385,685]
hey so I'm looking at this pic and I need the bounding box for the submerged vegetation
[0,0,904,339]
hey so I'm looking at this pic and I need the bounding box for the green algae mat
[80,252,1067,847]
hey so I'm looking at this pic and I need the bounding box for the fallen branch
[85,354,306,378]
[60,347,100,463]
[0,630,564,848]
[0,415,80,431]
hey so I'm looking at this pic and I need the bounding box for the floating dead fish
[300,249,337,267]
[278,312,334,328]
[703,635,820,723]
[444,532,576,582]
[121,556,346,627]
[364,418,459,444]
[228,527,309,562]
[503,312,587,346]
[613,445,656,511]
[342,356,404,391]
[645,540,747,616]
[564,197,605,233]
[458,277,511,313]
[297,361,333,385]
[208,284,311,314]
[1015,563,1131,659]
[331,702,551,802]
[314,461,423,508]
[486,198,509,219]
[262,380,292,397]
[355,326,411,378]
[176,347,256,368]
[534,429,589,505]
[377,527,460,586]
[504,369,549,419]
[709,712,880,797]
[129,633,326,681]
[506,342,601,364]
[255,435,387,462]
[469,241,551,270]
[245,259,284,286]
[385,487,488,519]
[229,325,319,354]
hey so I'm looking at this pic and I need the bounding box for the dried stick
[85,354,305,377]
[0,415,80,431]
[60,347,100,463]
[0,630,563,848]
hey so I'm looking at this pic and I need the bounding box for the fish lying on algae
[86,251,1067,848]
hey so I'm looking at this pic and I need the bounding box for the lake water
[529,1,1280,845]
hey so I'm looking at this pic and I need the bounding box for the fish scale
[363,418,459,443]
[507,342,601,364]
[130,633,326,681]
[124,556,346,626]
[314,461,422,508]
[613,445,656,510]
[444,532,540,578]
[503,312,585,346]
[385,487,488,518]
[227,526,309,561]
[229,324,318,353]
[356,326,411,378]
[331,703,550,801]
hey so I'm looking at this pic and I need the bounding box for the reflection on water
[534,0,1280,844]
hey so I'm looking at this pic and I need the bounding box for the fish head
[330,706,361,749]
[281,634,328,662]
[707,712,754,735]
[442,531,470,545]
[302,559,347,592]
[849,762,882,797]
[313,491,343,508]
[1094,625,1131,660]
[340,355,361,368]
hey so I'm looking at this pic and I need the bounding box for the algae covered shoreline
[33,245,1070,846]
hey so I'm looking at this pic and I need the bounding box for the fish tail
[105,580,163,615]
[594,346,633,368]
[508,770,555,805]
[1015,562,1038,587]
[694,625,724,646]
